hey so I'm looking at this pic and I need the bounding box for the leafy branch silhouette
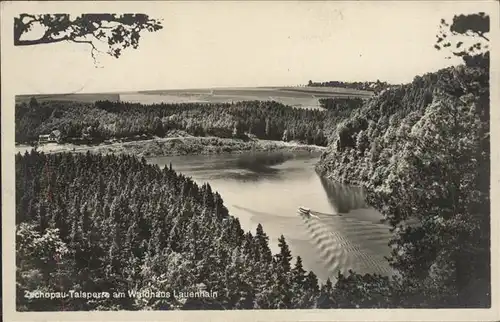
[14,13,163,64]
[434,12,489,60]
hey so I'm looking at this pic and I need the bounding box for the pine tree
[275,235,292,273]
[254,223,272,263]
[291,256,307,307]
[317,278,336,308]
[271,235,293,308]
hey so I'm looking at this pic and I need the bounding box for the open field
[133,86,373,109]
[15,93,121,104]
[16,86,373,110]
[140,86,373,98]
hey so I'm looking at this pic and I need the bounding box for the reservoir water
[147,150,394,281]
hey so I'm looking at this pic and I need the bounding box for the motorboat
[298,206,320,219]
[298,206,311,214]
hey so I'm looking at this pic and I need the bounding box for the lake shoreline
[15,136,326,158]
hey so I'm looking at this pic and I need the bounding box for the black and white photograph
[1,1,499,321]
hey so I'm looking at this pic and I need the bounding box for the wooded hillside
[18,151,394,310]
[316,58,490,307]
[15,100,330,147]
[17,151,329,310]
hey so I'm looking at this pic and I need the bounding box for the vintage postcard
[1,1,499,321]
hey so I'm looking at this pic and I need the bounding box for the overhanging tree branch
[477,32,489,42]
[71,38,102,64]
[434,12,490,67]
[14,13,163,62]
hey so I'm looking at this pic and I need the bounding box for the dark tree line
[16,100,329,147]
[307,80,392,94]
[319,98,365,114]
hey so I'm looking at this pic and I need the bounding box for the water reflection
[207,170,280,182]
[150,151,321,182]
[235,151,295,169]
[319,175,368,213]
[146,150,392,280]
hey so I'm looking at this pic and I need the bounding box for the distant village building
[38,130,62,144]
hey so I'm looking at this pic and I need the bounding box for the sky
[1,1,497,94]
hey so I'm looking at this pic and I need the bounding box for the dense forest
[307,80,392,93]
[316,53,490,307]
[319,98,365,114]
[16,151,396,310]
[15,100,330,147]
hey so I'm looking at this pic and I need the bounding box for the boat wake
[297,208,395,278]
